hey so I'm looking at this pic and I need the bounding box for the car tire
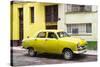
[28,48,36,57]
[63,49,73,60]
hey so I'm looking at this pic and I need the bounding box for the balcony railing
[66,4,92,12]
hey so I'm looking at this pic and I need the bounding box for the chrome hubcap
[64,51,71,59]
[29,49,34,56]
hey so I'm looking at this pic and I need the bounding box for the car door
[34,32,47,53]
[44,32,59,53]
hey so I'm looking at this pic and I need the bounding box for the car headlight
[77,42,84,51]
[77,45,86,51]
[78,46,83,49]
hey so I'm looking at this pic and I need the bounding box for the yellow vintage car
[22,30,87,60]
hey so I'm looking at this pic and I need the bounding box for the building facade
[58,4,98,41]
[11,2,97,46]
[11,2,58,46]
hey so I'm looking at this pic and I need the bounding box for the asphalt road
[11,48,97,66]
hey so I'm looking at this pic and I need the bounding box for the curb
[84,53,97,56]
[85,50,97,56]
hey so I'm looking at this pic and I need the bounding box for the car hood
[60,37,87,46]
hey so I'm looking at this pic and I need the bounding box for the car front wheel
[28,48,36,57]
[63,49,73,60]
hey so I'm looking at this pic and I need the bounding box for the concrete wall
[58,4,98,41]
[58,4,66,31]
[65,12,97,41]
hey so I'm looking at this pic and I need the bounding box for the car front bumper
[73,49,87,54]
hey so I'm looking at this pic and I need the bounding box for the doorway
[18,8,23,46]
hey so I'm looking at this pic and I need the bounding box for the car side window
[37,32,46,38]
[48,32,57,39]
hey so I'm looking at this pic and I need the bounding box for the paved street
[11,47,97,66]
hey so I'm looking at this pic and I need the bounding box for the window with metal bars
[66,23,92,34]
[66,4,92,12]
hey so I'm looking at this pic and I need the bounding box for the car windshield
[57,32,70,38]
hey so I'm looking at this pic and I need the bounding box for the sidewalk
[12,46,97,56]
[11,46,25,51]
[84,50,97,55]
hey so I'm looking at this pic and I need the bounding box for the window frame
[30,7,34,23]
[47,32,58,39]
[86,23,92,33]
[37,32,46,38]
[72,28,79,34]
[57,32,70,38]
[66,4,92,12]
[66,23,92,35]
[45,5,58,22]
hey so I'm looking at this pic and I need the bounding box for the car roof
[38,30,64,32]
